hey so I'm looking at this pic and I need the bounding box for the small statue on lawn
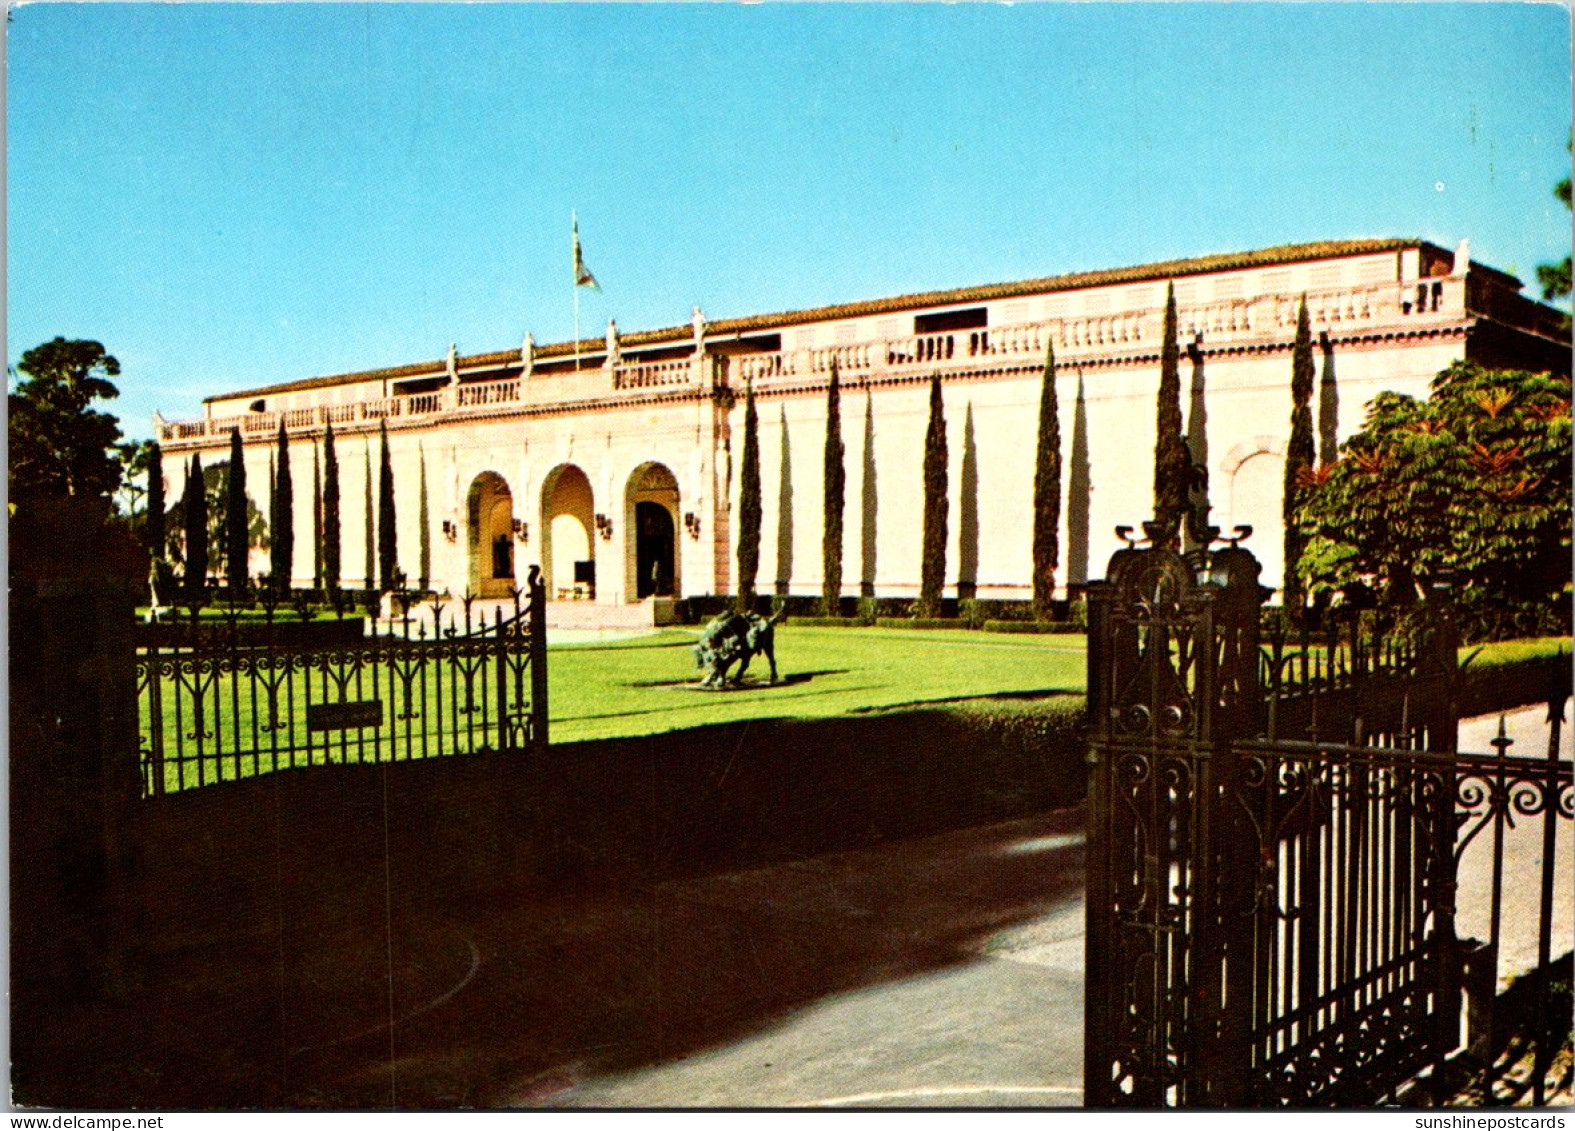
[693,608,783,688]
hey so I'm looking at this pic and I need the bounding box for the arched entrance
[541,464,595,600]
[626,463,679,600]
[1221,437,1286,601]
[467,472,516,598]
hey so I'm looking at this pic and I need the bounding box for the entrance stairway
[384,595,682,635]
[545,597,680,632]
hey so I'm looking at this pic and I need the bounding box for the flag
[573,215,599,291]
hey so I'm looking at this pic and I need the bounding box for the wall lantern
[595,513,614,541]
[442,519,458,543]
[513,518,529,543]
[684,512,702,540]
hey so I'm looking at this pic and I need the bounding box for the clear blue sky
[9,2,1570,442]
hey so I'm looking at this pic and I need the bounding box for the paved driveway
[519,806,1088,1108]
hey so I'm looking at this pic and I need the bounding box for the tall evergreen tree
[821,360,845,616]
[225,427,248,590]
[917,370,949,618]
[184,454,208,594]
[1284,296,1316,616]
[418,446,431,591]
[313,441,324,590]
[271,421,294,590]
[323,424,341,592]
[735,378,762,613]
[363,442,375,589]
[378,420,398,591]
[1153,282,1189,540]
[146,442,165,556]
[1031,343,1062,620]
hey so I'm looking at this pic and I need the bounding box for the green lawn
[136,625,1089,792]
[546,625,1089,744]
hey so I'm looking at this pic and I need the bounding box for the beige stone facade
[156,237,1569,606]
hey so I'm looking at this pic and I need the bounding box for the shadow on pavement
[13,807,1086,1110]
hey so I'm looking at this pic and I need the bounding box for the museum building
[154,236,1570,619]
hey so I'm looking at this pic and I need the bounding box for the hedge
[982,620,1085,635]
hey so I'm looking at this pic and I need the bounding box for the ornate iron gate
[136,570,549,796]
[1082,519,1561,1107]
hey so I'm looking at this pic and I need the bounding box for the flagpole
[572,211,581,372]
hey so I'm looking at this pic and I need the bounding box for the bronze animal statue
[693,609,783,688]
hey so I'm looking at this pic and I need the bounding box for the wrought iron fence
[1085,520,1572,1107]
[135,572,548,797]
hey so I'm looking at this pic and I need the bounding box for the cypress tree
[313,441,324,590]
[735,378,762,613]
[226,427,248,591]
[418,446,431,591]
[363,442,375,590]
[1031,343,1062,620]
[821,360,845,616]
[268,452,276,581]
[146,442,165,557]
[271,421,294,591]
[1153,282,1189,540]
[185,454,208,595]
[378,420,398,591]
[323,424,341,593]
[1284,297,1316,616]
[917,370,948,618]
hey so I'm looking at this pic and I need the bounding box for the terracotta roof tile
[205,237,1434,403]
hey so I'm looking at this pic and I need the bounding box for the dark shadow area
[12,698,1090,1110]
[1318,332,1339,467]
[957,403,979,601]
[627,669,850,689]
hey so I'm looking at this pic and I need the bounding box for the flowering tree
[1295,361,1571,639]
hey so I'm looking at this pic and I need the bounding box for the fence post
[529,565,549,752]
[13,574,144,1003]
[1532,670,1571,1105]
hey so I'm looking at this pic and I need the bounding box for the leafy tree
[323,424,341,592]
[8,337,125,504]
[736,378,762,612]
[1032,342,1062,620]
[378,420,398,591]
[917,370,949,618]
[1152,284,1189,539]
[183,455,208,594]
[1536,152,1571,302]
[225,428,249,589]
[146,442,165,555]
[1284,297,1315,616]
[271,422,294,591]
[821,359,845,616]
[418,446,431,591]
[1296,361,1571,640]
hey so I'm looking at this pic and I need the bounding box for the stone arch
[541,463,595,600]
[1220,436,1286,598]
[466,472,516,598]
[625,462,680,600]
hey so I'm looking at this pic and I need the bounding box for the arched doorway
[635,504,676,598]
[541,464,595,600]
[467,472,516,598]
[1223,442,1285,601]
[626,463,679,600]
